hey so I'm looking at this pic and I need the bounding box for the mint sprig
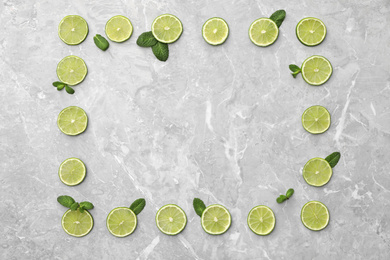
[325,152,341,168]
[94,34,109,51]
[57,195,75,208]
[53,81,74,95]
[270,10,286,28]
[276,188,294,203]
[289,65,301,78]
[129,198,146,215]
[137,31,170,61]
[57,195,94,212]
[193,198,206,217]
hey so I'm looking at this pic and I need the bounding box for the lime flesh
[105,15,133,42]
[247,205,275,236]
[301,105,331,134]
[296,17,327,46]
[152,14,183,43]
[58,15,88,45]
[301,55,332,85]
[202,17,229,45]
[201,204,231,235]
[301,201,329,231]
[56,55,87,86]
[107,207,137,237]
[58,158,86,186]
[62,209,93,237]
[156,204,187,235]
[303,158,333,186]
[249,18,279,47]
[57,106,88,136]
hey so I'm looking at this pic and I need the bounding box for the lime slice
[57,106,88,136]
[58,158,86,186]
[61,208,93,237]
[303,158,332,186]
[151,14,183,43]
[301,55,332,85]
[201,204,231,235]
[56,55,87,86]
[105,15,133,43]
[202,17,229,45]
[247,205,275,236]
[296,17,326,46]
[249,18,279,47]
[301,201,329,231]
[301,105,331,134]
[156,204,187,235]
[58,15,88,45]
[106,207,137,237]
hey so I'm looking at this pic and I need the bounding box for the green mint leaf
[286,188,294,199]
[325,152,341,168]
[193,198,206,217]
[70,202,79,211]
[57,195,75,208]
[79,201,94,210]
[57,85,65,91]
[289,64,301,78]
[129,198,146,215]
[53,81,64,88]
[65,85,75,95]
[276,195,287,203]
[152,42,169,62]
[137,31,158,47]
[79,207,85,213]
[270,10,286,28]
[94,34,109,51]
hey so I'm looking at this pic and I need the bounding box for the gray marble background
[1,0,390,259]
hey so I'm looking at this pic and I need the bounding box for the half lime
[56,55,87,86]
[105,15,133,42]
[296,17,326,46]
[62,208,94,237]
[107,207,137,237]
[301,201,329,231]
[156,204,187,235]
[58,15,88,45]
[151,14,183,43]
[249,18,279,47]
[301,105,331,134]
[202,17,229,45]
[201,204,231,235]
[57,106,88,136]
[247,205,275,236]
[301,55,332,86]
[303,158,332,187]
[58,158,86,186]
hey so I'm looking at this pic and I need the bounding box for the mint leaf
[270,10,286,28]
[276,195,287,203]
[79,207,85,213]
[137,31,158,47]
[129,198,146,215]
[325,152,341,168]
[65,85,75,94]
[57,85,65,91]
[94,34,109,51]
[57,195,75,208]
[152,42,169,62]
[80,201,94,210]
[53,81,65,88]
[70,202,79,211]
[193,198,206,217]
[289,64,301,78]
[286,188,294,199]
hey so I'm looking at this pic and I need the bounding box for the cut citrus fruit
[201,204,231,235]
[202,17,229,45]
[58,15,88,45]
[247,205,275,236]
[151,14,183,43]
[301,201,329,231]
[303,158,332,186]
[57,106,88,136]
[58,158,86,186]
[301,105,331,134]
[296,17,326,46]
[61,208,93,237]
[105,15,133,42]
[106,207,137,237]
[56,55,87,86]
[301,55,332,85]
[156,204,187,235]
[249,18,279,47]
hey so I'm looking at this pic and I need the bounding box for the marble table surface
[1,0,390,259]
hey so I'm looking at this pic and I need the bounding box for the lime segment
[57,106,88,136]
[201,204,231,235]
[296,17,326,46]
[303,158,333,187]
[301,55,332,85]
[301,105,331,134]
[56,55,87,86]
[152,14,183,43]
[156,204,187,235]
[105,15,133,43]
[247,205,275,236]
[301,201,329,231]
[249,18,279,47]
[58,15,88,45]
[202,17,229,45]
[59,158,86,186]
[62,209,94,237]
[106,207,137,237]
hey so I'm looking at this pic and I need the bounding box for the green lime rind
[301,105,331,134]
[201,204,231,235]
[58,157,86,186]
[303,158,333,187]
[301,201,330,231]
[106,207,137,237]
[202,17,229,46]
[249,18,279,47]
[155,204,187,236]
[61,208,94,237]
[247,205,275,236]
[58,15,89,45]
[301,55,332,86]
[296,17,327,47]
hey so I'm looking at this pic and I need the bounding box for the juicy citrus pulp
[156,204,187,235]
[301,201,329,231]
[301,105,331,134]
[105,15,133,42]
[151,14,183,43]
[303,158,333,187]
[249,18,279,47]
[106,207,137,237]
[296,17,326,46]
[247,205,275,236]
[202,17,229,45]
[62,209,93,237]
[58,158,86,186]
[301,55,332,85]
[57,106,88,136]
[56,55,88,86]
[201,204,231,235]
[58,15,88,45]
